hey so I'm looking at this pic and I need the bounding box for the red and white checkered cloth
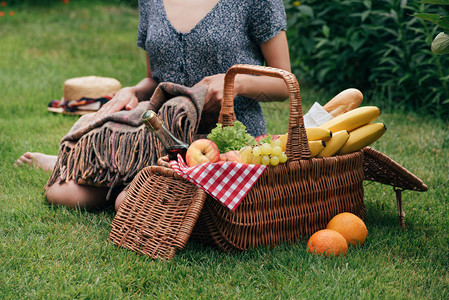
[169,154,266,212]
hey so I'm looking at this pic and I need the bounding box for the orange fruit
[307,229,348,257]
[326,212,367,246]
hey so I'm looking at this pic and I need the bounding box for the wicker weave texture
[192,152,365,251]
[108,166,206,260]
[362,147,428,192]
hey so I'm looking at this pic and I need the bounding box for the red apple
[219,150,243,163]
[185,139,220,167]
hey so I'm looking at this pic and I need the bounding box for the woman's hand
[195,73,238,133]
[195,74,236,113]
[94,87,139,119]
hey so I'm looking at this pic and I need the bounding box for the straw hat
[48,76,121,115]
[63,76,121,101]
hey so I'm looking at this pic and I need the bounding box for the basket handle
[218,64,311,161]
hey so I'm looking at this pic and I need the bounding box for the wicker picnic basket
[188,64,366,251]
[108,64,367,257]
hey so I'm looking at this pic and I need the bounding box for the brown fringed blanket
[46,83,207,199]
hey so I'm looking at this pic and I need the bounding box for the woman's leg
[114,188,128,212]
[15,152,57,172]
[45,180,109,210]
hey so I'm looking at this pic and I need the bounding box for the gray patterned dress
[137,0,287,137]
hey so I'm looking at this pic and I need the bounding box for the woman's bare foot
[15,152,57,172]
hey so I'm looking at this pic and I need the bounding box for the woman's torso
[137,0,286,136]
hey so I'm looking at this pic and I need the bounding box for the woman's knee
[45,181,108,210]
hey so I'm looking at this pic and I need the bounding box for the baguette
[323,88,363,117]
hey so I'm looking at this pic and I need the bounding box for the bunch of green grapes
[239,138,288,166]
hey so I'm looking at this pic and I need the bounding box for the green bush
[415,0,449,55]
[285,0,449,116]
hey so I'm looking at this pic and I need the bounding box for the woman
[17,0,291,211]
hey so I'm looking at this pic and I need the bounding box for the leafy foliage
[285,0,449,117]
[207,121,256,153]
[415,0,449,55]
[256,134,275,145]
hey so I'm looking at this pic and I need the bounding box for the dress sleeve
[248,0,287,45]
[137,0,149,50]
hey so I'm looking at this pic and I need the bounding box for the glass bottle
[142,110,190,161]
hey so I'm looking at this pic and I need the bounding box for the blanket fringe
[45,126,164,199]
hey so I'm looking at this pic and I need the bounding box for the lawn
[1,1,448,299]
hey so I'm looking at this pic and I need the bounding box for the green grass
[1,2,448,299]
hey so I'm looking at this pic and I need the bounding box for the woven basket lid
[108,165,207,260]
[63,76,121,101]
[362,147,428,192]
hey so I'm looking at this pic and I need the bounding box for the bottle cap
[142,110,162,131]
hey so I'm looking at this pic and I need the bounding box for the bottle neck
[142,110,189,160]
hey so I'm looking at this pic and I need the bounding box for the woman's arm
[133,53,159,102]
[197,31,291,112]
[95,53,158,118]
[236,31,291,102]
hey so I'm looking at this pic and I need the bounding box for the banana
[337,123,386,155]
[319,106,381,132]
[308,140,326,157]
[306,127,332,141]
[316,130,350,157]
